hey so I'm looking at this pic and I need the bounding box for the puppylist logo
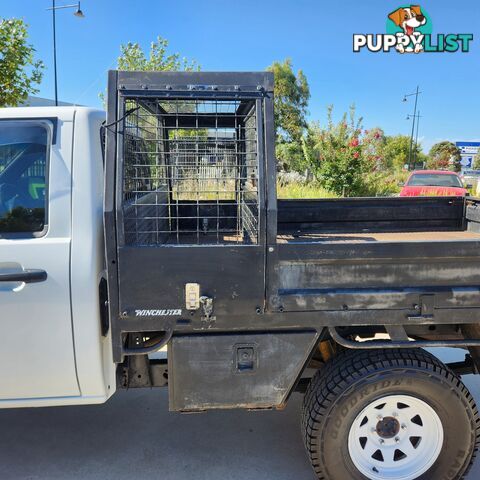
[353,5,473,54]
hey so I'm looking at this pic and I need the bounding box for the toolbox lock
[235,345,256,372]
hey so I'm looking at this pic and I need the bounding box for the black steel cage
[121,96,260,246]
[105,71,276,363]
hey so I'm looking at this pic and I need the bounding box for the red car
[399,170,468,197]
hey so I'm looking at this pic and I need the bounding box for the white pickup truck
[0,107,116,407]
[2,69,480,480]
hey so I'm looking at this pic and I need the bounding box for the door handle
[0,269,47,283]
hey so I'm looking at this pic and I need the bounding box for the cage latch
[407,294,435,322]
[200,296,216,326]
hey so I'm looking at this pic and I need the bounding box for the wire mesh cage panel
[122,98,259,246]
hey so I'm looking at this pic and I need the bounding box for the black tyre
[301,348,480,480]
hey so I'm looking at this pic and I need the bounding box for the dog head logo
[388,5,427,36]
[388,5,428,53]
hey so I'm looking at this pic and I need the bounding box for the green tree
[362,127,387,169]
[117,36,199,72]
[383,135,423,171]
[0,18,44,107]
[304,105,369,196]
[100,36,199,103]
[267,59,310,171]
[427,141,461,172]
[473,153,480,170]
[416,150,429,167]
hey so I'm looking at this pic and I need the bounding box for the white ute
[0,107,115,407]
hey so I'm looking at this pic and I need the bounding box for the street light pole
[406,111,423,167]
[408,86,419,169]
[403,86,421,170]
[414,110,421,165]
[52,0,58,106]
[46,1,85,106]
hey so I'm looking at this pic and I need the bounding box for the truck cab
[0,107,115,407]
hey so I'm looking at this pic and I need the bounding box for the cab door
[0,117,79,400]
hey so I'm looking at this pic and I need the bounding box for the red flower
[353,151,360,159]
[350,138,359,147]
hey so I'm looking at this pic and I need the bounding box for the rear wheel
[301,348,480,480]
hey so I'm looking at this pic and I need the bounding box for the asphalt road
[0,348,479,480]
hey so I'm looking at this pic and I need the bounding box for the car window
[0,121,50,236]
[406,173,463,188]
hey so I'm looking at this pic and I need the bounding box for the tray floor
[277,230,480,244]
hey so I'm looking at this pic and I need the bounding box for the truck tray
[277,230,480,243]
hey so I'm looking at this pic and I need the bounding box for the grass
[276,181,338,199]
[172,179,398,200]
[172,178,339,200]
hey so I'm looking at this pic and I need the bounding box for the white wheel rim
[348,394,444,480]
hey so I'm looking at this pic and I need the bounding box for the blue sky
[3,0,479,151]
